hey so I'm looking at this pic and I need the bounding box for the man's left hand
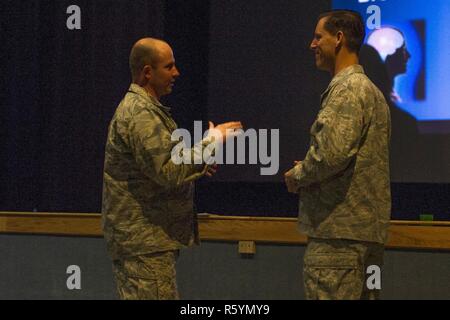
[205,164,218,177]
[284,162,301,194]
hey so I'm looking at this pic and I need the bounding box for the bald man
[102,38,241,300]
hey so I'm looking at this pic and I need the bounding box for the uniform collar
[329,64,365,87]
[321,64,365,103]
[128,83,172,114]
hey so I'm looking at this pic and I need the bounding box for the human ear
[143,65,153,80]
[335,31,344,48]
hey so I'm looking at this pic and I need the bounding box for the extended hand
[208,121,243,143]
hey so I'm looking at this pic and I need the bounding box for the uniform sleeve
[128,107,213,189]
[292,86,364,187]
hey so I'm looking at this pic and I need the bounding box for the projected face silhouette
[367,27,411,102]
[387,44,411,76]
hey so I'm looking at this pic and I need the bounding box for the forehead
[315,17,330,34]
[155,45,175,64]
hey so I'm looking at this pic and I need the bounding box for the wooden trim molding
[0,212,449,250]
[0,212,101,237]
[197,215,450,251]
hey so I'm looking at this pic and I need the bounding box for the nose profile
[405,49,411,60]
[173,66,180,78]
[310,39,317,51]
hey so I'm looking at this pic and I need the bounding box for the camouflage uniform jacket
[290,65,391,244]
[102,84,211,260]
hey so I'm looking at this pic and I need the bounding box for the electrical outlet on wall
[238,241,256,255]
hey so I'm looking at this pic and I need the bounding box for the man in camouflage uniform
[285,11,391,300]
[102,38,242,299]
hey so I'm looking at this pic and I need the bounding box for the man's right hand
[208,121,243,143]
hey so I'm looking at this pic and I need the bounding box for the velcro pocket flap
[304,253,359,269]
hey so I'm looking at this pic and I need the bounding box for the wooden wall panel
[0,212,449,250]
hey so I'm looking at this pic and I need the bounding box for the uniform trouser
[112,250,179,300]
[303,238,384,300]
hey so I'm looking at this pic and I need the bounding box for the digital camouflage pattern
[303,238,384,300]
[287,65,391,244]
[102,83,213,260]
[112,251,179,300]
